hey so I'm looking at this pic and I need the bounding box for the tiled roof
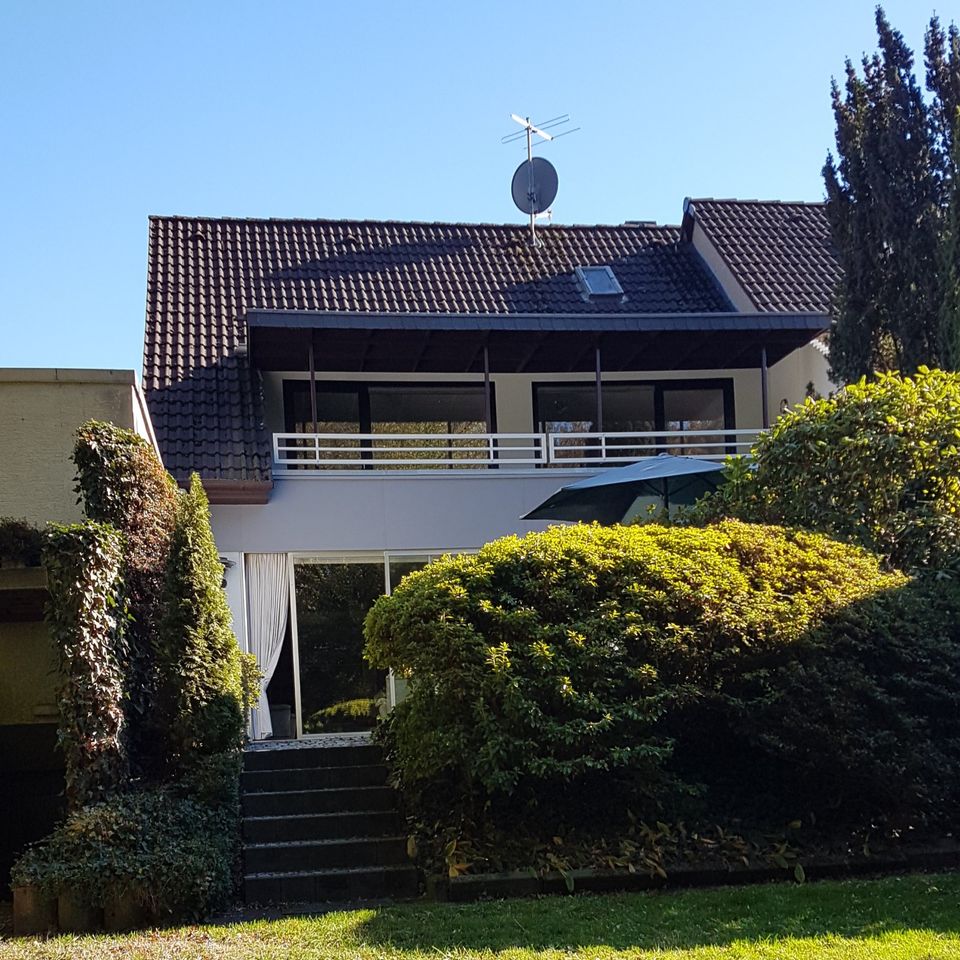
[143,217,732,483]
[686,199,840,313]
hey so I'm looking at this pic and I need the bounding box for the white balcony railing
[546,428,761,465]
[273,428,762,473]
[273,432,548,470]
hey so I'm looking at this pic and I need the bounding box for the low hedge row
[10,790,234,919]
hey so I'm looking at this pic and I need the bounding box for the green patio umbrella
[522,453,725,525]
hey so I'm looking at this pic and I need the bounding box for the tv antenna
[502,114,578,245]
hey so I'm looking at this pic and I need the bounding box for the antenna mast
[514,115,552,245]
[502,113,578,246]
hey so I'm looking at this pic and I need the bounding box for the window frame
[283,379,499,434]
[574,264,625,299]
[530,377,735,435]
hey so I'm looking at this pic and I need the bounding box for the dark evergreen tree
[926,17,960,367]
[824,8,951,382]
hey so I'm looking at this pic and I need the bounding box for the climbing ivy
[43,522,129,810]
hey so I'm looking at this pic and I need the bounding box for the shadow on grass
[353,874,960,953]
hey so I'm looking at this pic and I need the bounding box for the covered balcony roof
[247,309,828,374]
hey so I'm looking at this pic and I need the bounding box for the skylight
[575,265,624,299]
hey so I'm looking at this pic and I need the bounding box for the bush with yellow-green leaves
[366,520,960,834]
[693,368,960,572]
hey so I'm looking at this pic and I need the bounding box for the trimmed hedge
[366,521,960,832]
[43,522,129,810]
[158,475,256,805]
[673,574,960,828]
[368,523,889,807]
[692,368,960,571]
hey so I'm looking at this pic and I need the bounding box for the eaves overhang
[246,310,828,374]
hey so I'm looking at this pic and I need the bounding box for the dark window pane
[662,389,726,456]
[536,382,656,460]
[601,383,656,432]
[369,385,488,465]
[368,385,487,429]
[285,383,360,433]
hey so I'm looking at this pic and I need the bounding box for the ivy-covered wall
[10,422,257,922]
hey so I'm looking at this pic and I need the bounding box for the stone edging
[428,846,960,902]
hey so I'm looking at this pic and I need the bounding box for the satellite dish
[511,157,559,215]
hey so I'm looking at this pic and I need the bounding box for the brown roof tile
[686,199,840,313]
[143,216,732,483]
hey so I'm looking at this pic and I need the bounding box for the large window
[284,380,494,434]
[292,559,386,734]
[533,379,734,460]
[283,380,495,467]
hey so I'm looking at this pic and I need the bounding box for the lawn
[2,872,960,959]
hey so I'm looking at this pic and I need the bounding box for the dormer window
[575,265,624,301]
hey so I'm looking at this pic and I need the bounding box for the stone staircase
[242,740,418,904]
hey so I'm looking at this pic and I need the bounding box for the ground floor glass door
[291,558,388,735]
[289,550,462,736]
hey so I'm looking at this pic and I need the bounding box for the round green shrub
[693,368,960,571]
[365,521,929,826]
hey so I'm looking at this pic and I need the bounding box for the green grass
[3,872,960,959]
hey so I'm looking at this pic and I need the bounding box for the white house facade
[142,198,840,740]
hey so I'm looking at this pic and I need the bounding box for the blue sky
[0,0,942,372]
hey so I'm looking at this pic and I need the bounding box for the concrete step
[243,810,402,844]
[243,764,388,793]
[244,744,382,772]
[244,864,419,904]
[244,836,409,873]
[242,786,397,817]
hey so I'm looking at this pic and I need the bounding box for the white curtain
[246,553,290,739]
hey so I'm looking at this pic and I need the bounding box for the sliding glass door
[288,551,459,736]
[291,557,387,735]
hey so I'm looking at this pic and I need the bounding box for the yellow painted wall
[0,369,149,525]
[0,369,158,728]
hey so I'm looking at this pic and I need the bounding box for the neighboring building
[141,198,840,740]
[0,368,159,892]
[0,368,159,524]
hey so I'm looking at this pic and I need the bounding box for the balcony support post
[594,343,604,431]
[308,335,318,432]
[760,344,769,429]
[483,344,492,433]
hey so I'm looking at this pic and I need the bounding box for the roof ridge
[146,214,679,232]
[690,197,826,209]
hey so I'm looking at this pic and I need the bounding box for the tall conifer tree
[825,8,959,381]
[926,17,960,367]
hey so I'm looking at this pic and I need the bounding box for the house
[0,368,159,893]
[142,198,840,741]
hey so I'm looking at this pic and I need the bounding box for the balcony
[272,428,762,474]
